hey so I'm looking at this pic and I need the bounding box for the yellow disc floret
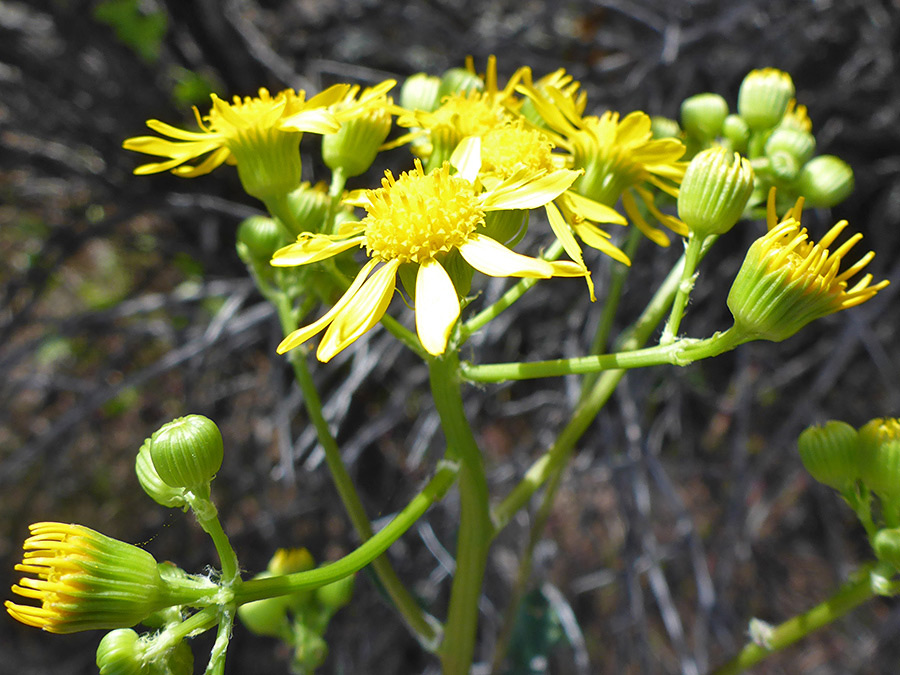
[364,160,485,264]
[480,120,556,178]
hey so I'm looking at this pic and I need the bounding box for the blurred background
[2,0,899,673]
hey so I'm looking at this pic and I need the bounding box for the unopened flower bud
[237,579,290,638]
[677,147,754,238]
[796,155,854,208]
[97,628,146,675]
[767,150,799,183]
[738,68,795,130]
[237,216,285,262]
[722,114,750,153]
[268,547,316,611]
[285,182,331,234]
[873,528,900,570]
[859,418,900,501]
[150,415,223,490]
[650,115,682,140]
[315,573,355,612]
[399,73,442,113]
[765,128,816,166]
[136,438,187,509]
[797,420,859,490]
[438,67,483,99]
[680,93,729,140]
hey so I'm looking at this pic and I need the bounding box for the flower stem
[288,347,442,645]
[461,327,746,383]
[428,352,493,675]
[660,233,707,345]
[186,489,241,586]
[711,567,892,675]
[235,461,458,604]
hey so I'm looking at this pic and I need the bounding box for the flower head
[6,523,172,633]
[271,159,585,360]
[727,190,888,342]
[518,81,688,247]
[123,86,346,198]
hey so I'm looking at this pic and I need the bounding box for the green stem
[428,352,493,675]
[323,168,347,235]
[460,240,564,340]
[660,233,707,345]
[235,461,458,605]
[711,566,893,675]
[581,227,643,393]
[461,327,746,383]
[186,489,240,586]
[288,348,441,645]
[263,192,301,239]
[146,607,221,661]
[491,244,696,532]
[204,606,234,675]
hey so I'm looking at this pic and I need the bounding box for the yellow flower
[727,190,889,342]
[6,523,174,633]
[518,81,689,247]
[271,159,585,360]
[122,86,347,197]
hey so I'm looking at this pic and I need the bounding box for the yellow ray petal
[415,258,460,355]
[458,233,553,278]
[170,146,232,177]
[143,119,217,141]
[481,169,580,211]
[450,135,483,184]
[279,108,341,134]
[271,235,366,266]
[318,259,400,362]
[573,223,631,265]
[276,259,379,354]
[561,191,628,225]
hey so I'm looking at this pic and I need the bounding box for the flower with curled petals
[271,159,586,360]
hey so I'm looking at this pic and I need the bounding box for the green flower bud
[873,529,900,570]
[7,523,177,633]
[767,150,799,183]
[97,629,146,675]
[722,114,750,153]
[314,573,355,612]
[136,438,187,509]
[291,622,328,672]
[680,93,729,140]
[237,574,290,638]
[322,107,392,178]
[438,67,483,99]
[268,547,316,611]
[859,418,900,501]
[149,415,224,490]
[236,215,285,262]
[677,147,754,238]
[399,73,442,113]
[285,182,331,234]
[650,115,682,140]
[765,128,816,166]
[796,155,854,208]
[737,68,795,130]
[797,420,859,489]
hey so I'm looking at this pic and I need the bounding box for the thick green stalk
[429,352,493,675]
[461,328,745,383]
[288,348,441,645]
[235,461,458,604]
[186,489,240,586]
[711,567,894,675]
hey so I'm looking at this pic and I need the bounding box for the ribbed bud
[721,114,750,153]
[236,216,284,262]
[737,68,795,130]
[680,93,729,140]
[768,150,799,183]
[859,418,900,501]
[136,438,187,509]
[677,147,755,238]
[322,107,392,178]
[797,420,859,490]
[796,155,854,208]
[315,574,355,612]
[765,128,816,166]
[873,529,900,570]
[97,629,146,675]
[399,73,442,113]
[438,67,484,99]
[230,130,303,201]
[285,182,331,234]
[149,415,224,490]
